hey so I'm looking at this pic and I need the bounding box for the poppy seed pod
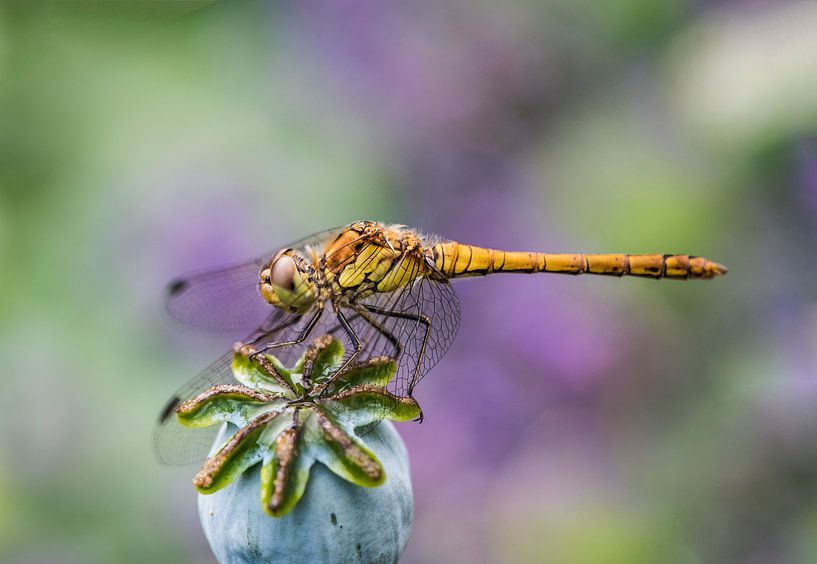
[198,421,413,564]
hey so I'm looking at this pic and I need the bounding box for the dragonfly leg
[313,308,363,398]
[323,312,361,338]
[249,307,324,356]
[245,314,303,346]
[363,304,431,397]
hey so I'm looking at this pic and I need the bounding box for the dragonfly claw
[411,402,424,424]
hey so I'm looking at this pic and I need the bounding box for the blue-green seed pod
[198,421,413,564]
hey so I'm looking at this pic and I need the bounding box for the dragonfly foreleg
[313,308,363,398]
[250,307,324,356]
[246,314,303,346]
[323,312,361,338]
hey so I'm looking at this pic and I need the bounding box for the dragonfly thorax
[259,250,319,314]
[319,223,437,305]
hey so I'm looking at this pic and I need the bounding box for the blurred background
[1,1,816,562]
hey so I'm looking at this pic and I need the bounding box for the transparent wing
[157,226,355,464]
[153,351,237,466]
[153,306,373,465]
[165,257,269,332]
[153,312,302,466]
[164,226,346,332]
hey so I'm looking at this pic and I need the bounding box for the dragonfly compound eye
[271,255,297,291]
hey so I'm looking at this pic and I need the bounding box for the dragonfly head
[260,250,317,314]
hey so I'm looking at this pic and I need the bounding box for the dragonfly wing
[164,227,350,332]
[351,270,462,398]
[165,256,271,332]
[157,226,356,463]
[153,351,237,466]
[153,312,310,466]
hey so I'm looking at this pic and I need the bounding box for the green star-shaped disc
[175,335,421,517]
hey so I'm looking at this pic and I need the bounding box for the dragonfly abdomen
[432,243,727,280]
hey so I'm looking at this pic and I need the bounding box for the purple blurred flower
[293,1,554,143]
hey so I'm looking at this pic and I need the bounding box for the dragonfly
[154,220,727,465]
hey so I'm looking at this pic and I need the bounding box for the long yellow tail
[431,242,728,280]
